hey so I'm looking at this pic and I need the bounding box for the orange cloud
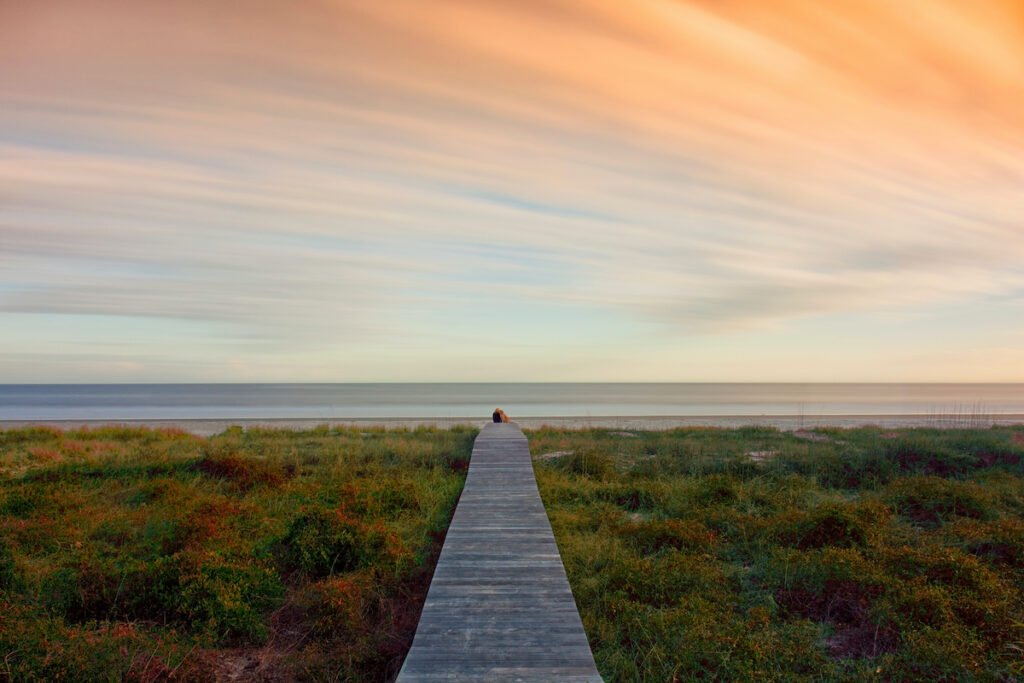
[2,0,1023,380]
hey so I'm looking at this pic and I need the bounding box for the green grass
[528,425,1024,682]
[4,423,1023,681]
[0,425,475,681]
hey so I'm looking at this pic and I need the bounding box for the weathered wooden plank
[396,422,602,682]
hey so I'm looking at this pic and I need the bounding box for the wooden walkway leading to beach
[396,422,603,682]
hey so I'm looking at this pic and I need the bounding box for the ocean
[1,383,1022,421]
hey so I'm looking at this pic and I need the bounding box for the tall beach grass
[0,425,475,681]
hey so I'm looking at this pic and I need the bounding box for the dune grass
[0,424,475,682]
[4,423,1023,681]
[528,425,1024,682]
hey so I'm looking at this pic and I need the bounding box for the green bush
[176,556,284,643]
[693,474,737,505]
[624,518,716,555]
[817,450,895,489]
[878,544,1015,635]
[884,434,975,475]
[886,579,956,629]
[280,508,364,578]
[948,430,1024,468]
[2,488,43,518]
[884,476,992,527]
[895,625,990,679]
[773,502,878,550]
[758,546,881,595]
[949,517,1024,569]
[195,447,287,491]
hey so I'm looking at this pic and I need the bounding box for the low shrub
[195,448,287,491]
[876,543,1015,636]
[948,517,1024,569]
[693,474,737,505]
[758,546,881,596]
[884,476,992,527]
[0,603,195,682]
[624,518,716,555]
[895,625,991,679]
[2,488,44,517]
[948,430,1024,468]
[600,550,727,609]
[887,579,956,629]
[280,508,365,578]
[302,570,380,639]
[772,502,882,550]
[884,434,975,476]
[819,450,895,489]
[176,554,284,643]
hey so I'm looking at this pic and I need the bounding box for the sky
[2,0,1023,383]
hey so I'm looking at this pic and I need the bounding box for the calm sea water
[1,384,1022,421]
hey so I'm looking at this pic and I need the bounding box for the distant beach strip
[3,414,1024,438]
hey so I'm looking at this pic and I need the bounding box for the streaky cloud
[1,0,1023,380]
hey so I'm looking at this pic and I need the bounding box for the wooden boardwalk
[397,422,602,682]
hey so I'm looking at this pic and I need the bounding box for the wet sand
[2,414,1022,437]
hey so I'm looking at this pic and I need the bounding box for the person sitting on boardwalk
[492,408,510,423]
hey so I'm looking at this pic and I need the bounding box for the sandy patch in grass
[746,450,777,462]
[792,429,833,443]
[535,450,574,461]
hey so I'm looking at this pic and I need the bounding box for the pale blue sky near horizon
[2,1,1024,383]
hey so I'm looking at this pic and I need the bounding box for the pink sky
[2,1,1023,381]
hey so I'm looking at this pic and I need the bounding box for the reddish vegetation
[530,425,1024,680]
[195,451,288,491]
[627,518,716,554]
[0,425,475,681]
[778,581,897,658]
[182,500,244,545]
[975,451,1021,467]
[27,446,62,462]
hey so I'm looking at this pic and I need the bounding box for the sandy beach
[4,414,1023,437]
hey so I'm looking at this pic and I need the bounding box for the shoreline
[3,414,1023,437]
